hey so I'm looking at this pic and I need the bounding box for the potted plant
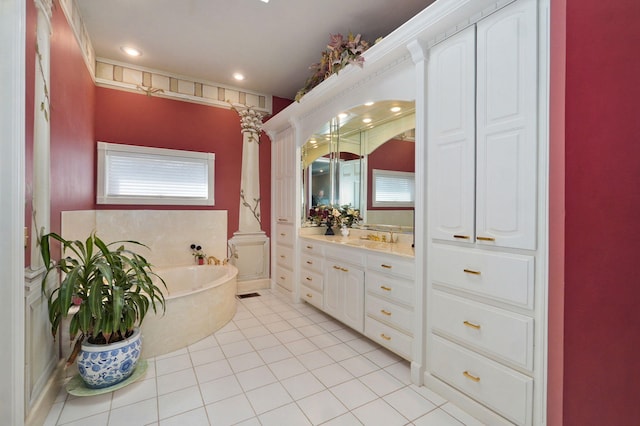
[40,231,166,389]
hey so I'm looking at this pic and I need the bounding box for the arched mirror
[301,100,415,232]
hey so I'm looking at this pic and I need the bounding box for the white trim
[0,0,26,423]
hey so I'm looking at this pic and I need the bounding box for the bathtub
[140,264,238,358]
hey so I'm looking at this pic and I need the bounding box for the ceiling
[76,0,436,100]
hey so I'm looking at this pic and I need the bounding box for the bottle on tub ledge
[190,244,206,265]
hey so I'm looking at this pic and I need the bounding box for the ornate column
[228,105,270,288]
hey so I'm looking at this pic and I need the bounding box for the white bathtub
[141,264,238,358]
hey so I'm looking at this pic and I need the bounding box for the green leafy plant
[40,232,166,365]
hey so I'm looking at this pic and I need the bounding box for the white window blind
[97,142,215,205]
[372,169,414,207]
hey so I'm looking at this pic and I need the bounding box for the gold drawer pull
[277,218,287,222]
[306,293,313,298]
[280,276,285,280]
[380,285,392,291]
[381,264,392,269]
[463,269,481,275]
[280,255,285,258]
[306,245,313,249]
[453,234,470,239]
[380,309,392,316]
[333,265,341,270]
[463,371,480,382]
[341,267,349,272]
[463,320,481,330]
[477,236,495,242]
[380,333,391,341]
[280,233,286,237]
[306,260,313,265]
[306,277,313,281]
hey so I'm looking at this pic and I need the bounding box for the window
[97,142,215,205]
[371,169,414,208]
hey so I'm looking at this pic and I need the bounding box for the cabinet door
[476,0,537,250]
[324,265,342,320]
[273,128,296,224]
[341,267,365,332]
[428,26,476,243]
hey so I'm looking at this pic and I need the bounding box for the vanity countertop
[299,234,415,259]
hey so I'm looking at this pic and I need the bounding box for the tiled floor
[44,289,484,426]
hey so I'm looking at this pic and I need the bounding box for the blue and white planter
[77,327,142,389]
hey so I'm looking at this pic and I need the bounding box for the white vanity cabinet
[272,128,297,293]
[426,1,543,425]
[299,241,325,309]
[364,253,415,360]
[324,247,365,333]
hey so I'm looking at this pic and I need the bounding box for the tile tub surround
[61,210,228,268]
[44,289,483,426]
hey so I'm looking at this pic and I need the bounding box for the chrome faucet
[207,256,221,265]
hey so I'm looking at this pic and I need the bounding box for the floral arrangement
[190,243,206,260]
[309,204,361,228]
[295,33,371,102]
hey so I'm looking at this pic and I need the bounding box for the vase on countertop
[340,225,349,237]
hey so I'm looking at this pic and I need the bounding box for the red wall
[24,0,36,266]
[367,139,415,210]
[550,1,640,424]
[94,90,290,240]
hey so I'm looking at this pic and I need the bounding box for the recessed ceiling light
[233,73,245,81]
[364,101,374,106]
[261,0,269,3]
[121,46,142,57]
[338,113,348,120]
[362,118,372,124]
[390,106,402,113]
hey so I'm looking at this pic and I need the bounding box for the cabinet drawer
[300,269,323,293]
[365,317,412,360]
[432,245,534,308]
[300,253,324,274]
[276,245,294,268]
[431,335,533,426]
[301,285,323,310]
[367,253,415,280]
[432,290,533,370]
[275,265,293,291]
[366,294,413,334]
[300,239,325,256]
[275,224,295,247]
[326,248,365,268]
[366,272,414,306]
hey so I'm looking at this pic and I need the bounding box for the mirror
[301,100,415,231]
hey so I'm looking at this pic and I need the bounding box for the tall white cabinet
[426,0,545,425]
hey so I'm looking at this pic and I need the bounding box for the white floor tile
[157,385,203,420]
[258,344,294,363]
[278,309,304,320]
[345,338,379,354]
[227,351,265,373]
[245,382,293,414]
[257,313,283,324]
[321,412,364,426]
[258,402,312,426]
[232,310,256,321]
[383,386,437,421]
[280,371,326,400]
[235,317,261,329]
[108,397,158,425]
[297,324,328,338]
[312,363,354,388]
[216,330,246,345]
[216,321,239,334]
[220,340,254,357]
[297,348,336,370]
[286,315,314,328]
[363,348,403,368]
[235,417,261,426]
[57,392,112,424]
[265,320,293,333]
[248,334,281,350]
[359,370,405,397]
[351,398,408,426]
[267,357,307,380]
[440,402,486,426]
[296,390,348,425]
[187,335,218,352]
[308,332,343,348]
[59,411,109,426]
[284,338,318,356]
[323,342,359,362]
[409,384,447,406]
[199,374,243,405]
[235,365,278,391]
[205,394,255,426]
[339,355,380,377]
[274,328,305,343]
[42,401,64,426]
[383,361,412,385]
[329,379,378,410]
[157,367,198,395]
[159,407,210,426]
[194,358,233,384]
[331,328,361,342]
[317,319,345,332]
[241,324,272,338]
[155,347,188,360]
[155,353,193,376]
[189,345,225,366]
[111,377,157,409]
[413,408,465,426]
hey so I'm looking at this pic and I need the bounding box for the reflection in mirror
[301,100,415,232]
